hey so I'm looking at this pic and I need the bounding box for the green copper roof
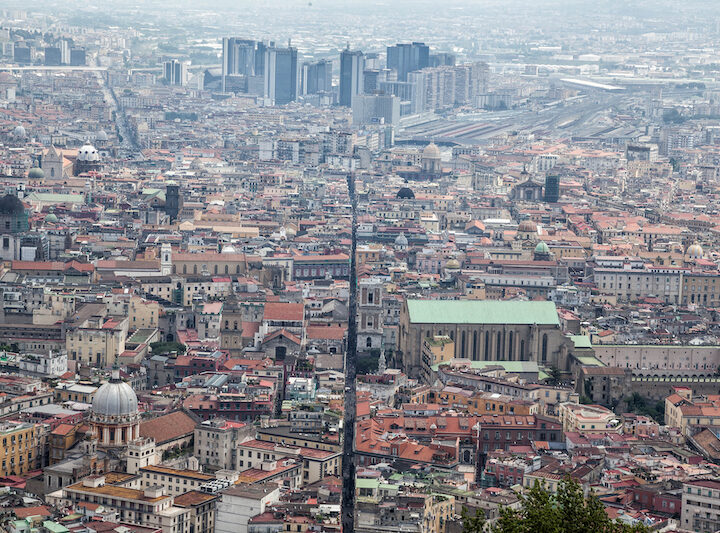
[406,299,559,325]
[432,360,540,373]
[25,192,84,204]
[576,356,605,367]
[356,478,380,489]
[570,335,593,349]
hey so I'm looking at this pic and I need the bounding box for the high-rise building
[264,45,298,105]
[221,38,266,93]
[352,94,400,126]
[363,69,380,93]
[401,62,489,114]
[301,59,332,95]
[163,59,187,86]
[69,47,86,66]
[339,48,364,107]
[544,175,559,203]
[430,52,456,67]
[57,39,71,64]
[44,46,62,66]
[13,43,31,65]
[386,42,429,81]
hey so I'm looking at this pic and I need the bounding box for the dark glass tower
[265,45,298,105]
[386,42,429,81]
[544,175,560,203]
[339,48,364,107]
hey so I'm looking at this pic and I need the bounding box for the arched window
[193,265,197,274]
[520,340,525,361]
[541,334,548,363]
[508,331,514,360]
[366,337,372,348]
[473,331,478,360]
[484,331,490,359]
[461,331,466,358]
[496,332,502,359]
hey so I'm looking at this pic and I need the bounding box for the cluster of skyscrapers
[221,38,298,105]
[219,38,488,122]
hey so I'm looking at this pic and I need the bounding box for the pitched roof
[263,302,304,321]
[139,410,197,445]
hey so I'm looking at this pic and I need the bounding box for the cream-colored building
[236,439,340,486]
[138,465,214,496]
[420,335,454,384]
[665,389,720,436]
[558,402,621,435]
[47,475,192,533]
[66,316,129,367]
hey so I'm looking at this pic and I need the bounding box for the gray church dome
[92,376,138,418]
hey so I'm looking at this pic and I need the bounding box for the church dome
[518,219,538,233]
[96,130,109,141]
[445,258,461,269]
[394,233,408,247]
[687,243,703,259]
[92,377,138,418]
[396,187,415,199]
[534,241,550,255]
[13,125,26,139]
[422,142,441,159]
[28,167,44,180]
[44,213,58,223]
[77,144,100,162]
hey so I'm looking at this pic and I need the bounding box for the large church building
[398,299,569,379]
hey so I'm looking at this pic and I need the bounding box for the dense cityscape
[1,0,720,531]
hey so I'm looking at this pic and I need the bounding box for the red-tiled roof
[263,302,304,321]
[139,411,197,445]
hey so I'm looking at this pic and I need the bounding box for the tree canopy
[463,477,649,533]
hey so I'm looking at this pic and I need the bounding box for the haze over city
[0,1,720,532]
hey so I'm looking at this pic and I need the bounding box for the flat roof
[66,481,170,503]
[407,299,559,325]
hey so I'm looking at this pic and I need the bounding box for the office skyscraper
[163,60,187,86]
[339,48,364,107]
[70,47,86,66]
[264,45,298,105]
[386,42,429,81]
[44,46,62,66]
[352,94,400,126]
[301,60,332,95]
[222,38,266,93]
[544,175,560,203]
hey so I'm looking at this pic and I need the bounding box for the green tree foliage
[547,366,562,385]
[624,392,665,423]
[150,341,187,355]
[662,108,685,124]
[492,478,649,533]
[461,506,485,533]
